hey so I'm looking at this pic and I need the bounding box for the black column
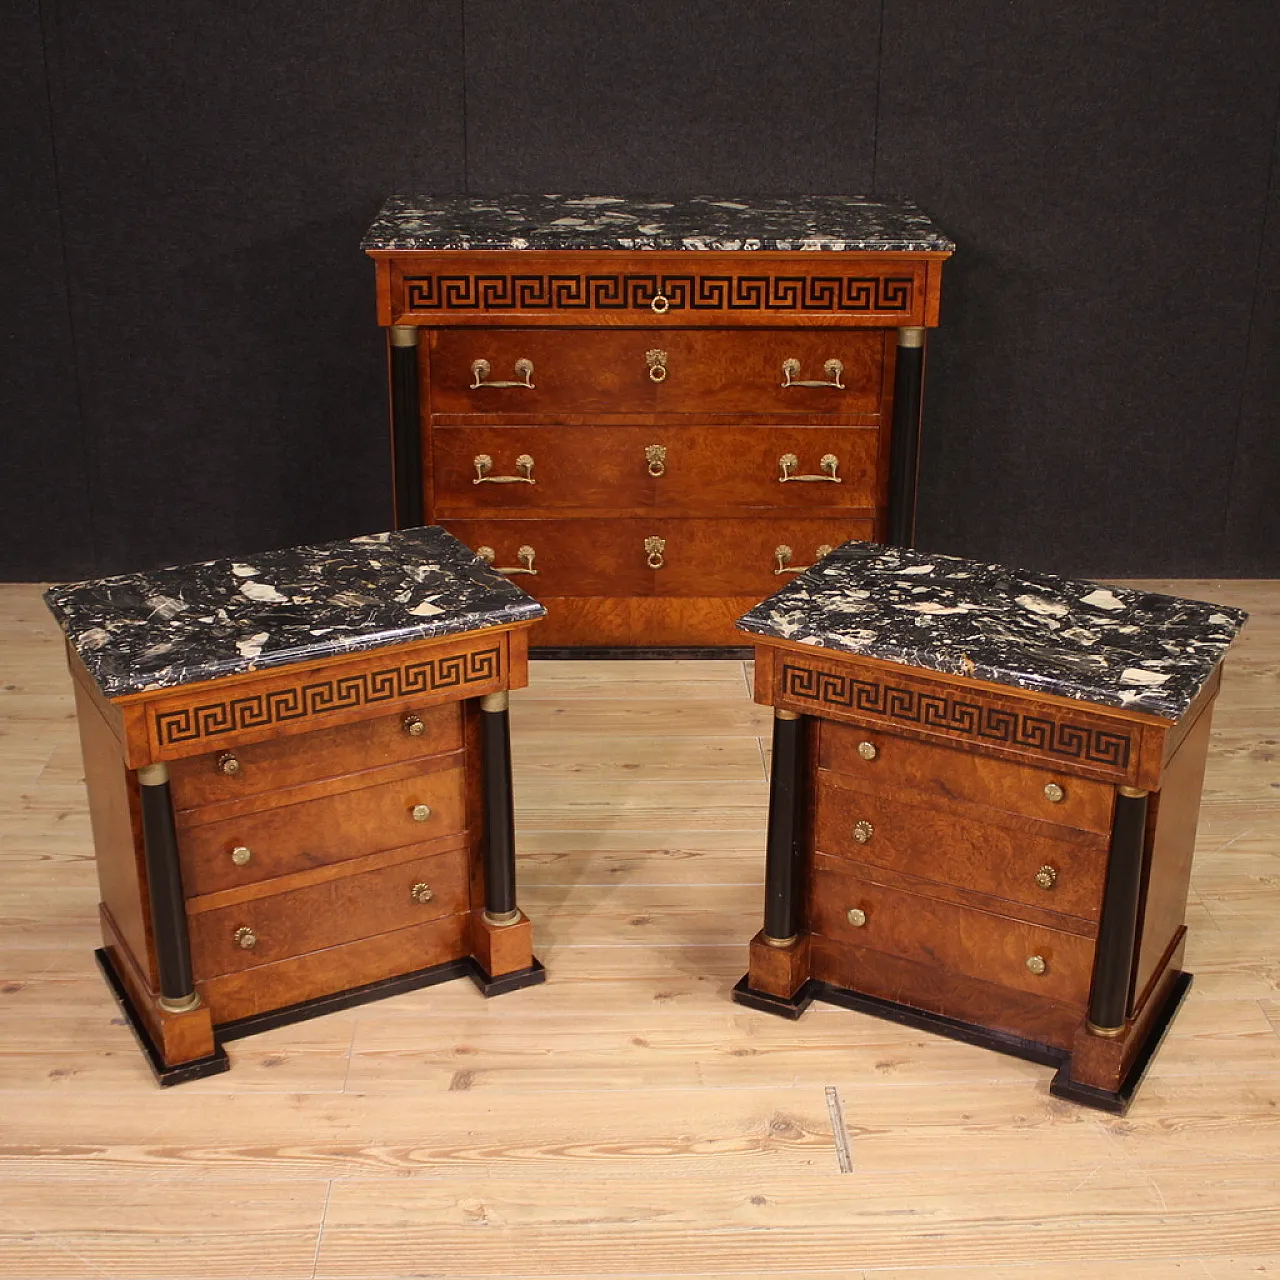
[480,691,519,923]
[763,710,806,944]
[1089,787,1150,1034]
[136,763,199,1012]
[389,326,423,528]
[887,327,926,547]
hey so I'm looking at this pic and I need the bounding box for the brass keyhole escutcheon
[857,741,877,761]
[1035,865,1058,890]
[1026,955,1047,976]
[217,752,241,777]
[403,714,425,737]
[230,845,252,867]
[411,882,434,904]
[411,804,432,823]
[1043,782,1065,803]
[852,820,874,844]
[234,926,257,950]
[847,907,867,928]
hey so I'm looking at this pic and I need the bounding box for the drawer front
[809,856,1094,1007]
[429,330,886,417]
[816,772,1107,921]
[820,720,1115,836]
[432,426,881,514]
[189,847,468,979]
[179,768,466,898]
[169,704,462,811]
[443,517,875,599]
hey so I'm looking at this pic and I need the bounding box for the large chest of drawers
[46,527,545,1082]
[363,195,953,650]
[734,542,1247,1111]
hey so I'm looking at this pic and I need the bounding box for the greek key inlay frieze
[781,662,1131,770]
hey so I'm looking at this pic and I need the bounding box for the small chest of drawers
[733,542,1247,1111]
[46,526,546,1083]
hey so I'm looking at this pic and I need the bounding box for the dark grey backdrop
[8,1,1280,581]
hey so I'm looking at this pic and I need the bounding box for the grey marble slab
[737,543,1247,722]
[45,527,546,700]
[362,194,954,253]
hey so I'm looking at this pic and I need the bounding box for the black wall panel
[40,1,466,577]
[876,1,1280,577]
[1,1,94,580]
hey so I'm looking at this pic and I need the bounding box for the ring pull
[781,357,845,389]
[645,349,668,383]
[645,444,667,477]
[473,453,536,484]
[774,543,833,575]
[477,545,539,575]
[470,357,535,389]
[644,536,666,570]
[650,293,670,315]
[778,453,842,483]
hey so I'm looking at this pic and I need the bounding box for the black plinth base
[465,956,547,996]
[95,949,230,1087]
[733,968,1193,1115]
[531,646,753,661]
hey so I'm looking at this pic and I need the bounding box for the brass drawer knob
[234,926,257,950]
[852,820,874,844]
[645,444,667,476]
[230,845,252,867]
[411,803,432,823]
[1026,955,1047,976]
[402,714,425,737]
[1043,782,1065,803]
[1035,864,1058,890]
[846,907,867,928]
[216,752,241,777]
[645,349,668,382]
[781,357,845,389]
[857,741,878,761]
[470,357,534,389]
[645,536,666,569]
[411,882,434,904]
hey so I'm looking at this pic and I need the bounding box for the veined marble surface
[361,194,954,253]
[45,527,546,700]
[737,543,1247,721]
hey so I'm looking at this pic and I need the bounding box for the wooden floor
[2,579,1279,1278]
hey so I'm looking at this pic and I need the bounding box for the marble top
[737,543,1247,722]
[45,527,546,700]
[361,194,954,254]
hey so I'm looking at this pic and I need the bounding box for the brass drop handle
[1035,865,1058,890]
[402,714,425,738]
[473,453,535,484]
[650,293,670,315]
[851,820,874,845]
[781,357,845,389]
[774,543,833,575]
[1026,955,1047,976]
[477,545,538,576]
[216,752,241,777]
[411,882,435,904]
[846,907,867,928]
[470,357,534,389]
[779,452,842,483]
[857,741,878,761]
[645,444,667,476]
[230,845,252,867]
[411,804,432,823]
[645,536,666,569]
[645,349,669,383]
[234,926,257,950]
[1043,782,1065,803]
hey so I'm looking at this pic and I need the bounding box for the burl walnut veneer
[733,543,1247,1112]
[362,195,953,651]
[46,527,546,1084]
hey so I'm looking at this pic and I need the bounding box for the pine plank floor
[1,579,1278,1278]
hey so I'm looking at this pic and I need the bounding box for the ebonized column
[389,325,423,528]
[888,326,926,547]
[1088,786,1150,1035]
[480,690,520,924]
[762,709,806,945]
[136,763,200,1012]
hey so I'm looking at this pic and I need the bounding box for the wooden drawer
[428,329,886,418]
[168,703,462,811]
[444,516,875,599]
[809,854,1093,1007]
[820,720,1115,836]
[188,846,468,980]
[178,766,466,897]
[815,771,1107,921]
[432,425,881,515]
